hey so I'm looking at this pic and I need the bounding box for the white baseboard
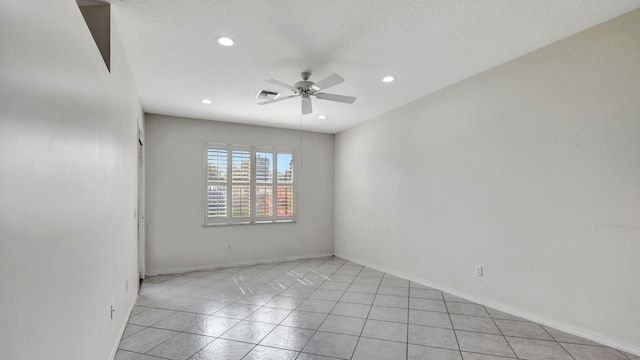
[146,252,335,276]
[109,292,139,360]
[335,252,640,357]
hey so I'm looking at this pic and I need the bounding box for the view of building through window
[206,145,294,225]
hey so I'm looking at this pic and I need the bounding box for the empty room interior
[2,1,640,360]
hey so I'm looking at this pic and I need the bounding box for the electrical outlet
[227,243,231,250]
[475,266,483,277]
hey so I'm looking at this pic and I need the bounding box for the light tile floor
[116,257,637,360]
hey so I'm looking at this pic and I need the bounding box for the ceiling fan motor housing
[293,81,315,93]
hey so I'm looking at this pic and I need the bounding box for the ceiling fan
[257,72,356,115]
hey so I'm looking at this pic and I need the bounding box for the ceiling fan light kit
[257,71,356,115]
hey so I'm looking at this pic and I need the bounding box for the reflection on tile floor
[116,257,636,360]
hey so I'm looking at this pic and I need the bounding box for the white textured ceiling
[112,0,640,133]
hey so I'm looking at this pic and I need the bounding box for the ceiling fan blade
[311,74,344,91]
[265,79,297,92]
[301,96,312,115]
[315,92,356,104]
[257,94,298,105]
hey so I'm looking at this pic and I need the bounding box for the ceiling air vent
[256,90,280,101]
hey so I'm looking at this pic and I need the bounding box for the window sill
[203,220,295,227]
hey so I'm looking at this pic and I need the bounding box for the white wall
[335,10,640,353]
[145,114,334,274]
[0,2,142,360]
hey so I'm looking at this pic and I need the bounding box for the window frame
[203,142,296,226]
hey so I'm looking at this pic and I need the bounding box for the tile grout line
[294,259,367,360]
[124,258,629,360]
[482,304,522,359]
[539,322,629,359]
[131,257,332,359]
[130,286,597,355]
[537,320,578,360]
[136,260,292,358]
[442,295,464,360]
[348,268,384,360]
[406,280,411,360]
[234,256,341,360]
[118,349,172,360]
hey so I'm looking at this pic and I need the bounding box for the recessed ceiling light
[318,115,327,120]
[201,98,213,104]
[382,75,395,83]
[217,36,234,47]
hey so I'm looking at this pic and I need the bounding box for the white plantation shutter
[275,152,294,220]
[206,148,228,222]
[230,149,251,222]
[205,143,295,225]
[255,152,274,220]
